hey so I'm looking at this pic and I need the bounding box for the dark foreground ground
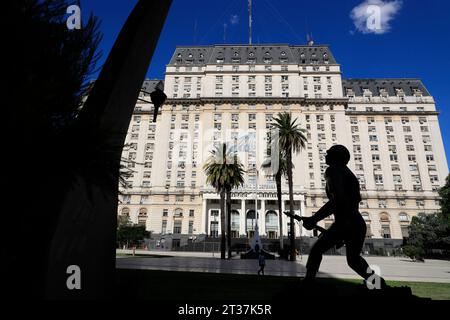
[115,269,450,301]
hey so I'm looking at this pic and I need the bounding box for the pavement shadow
[274,277,426,302]
[115,269,426,301]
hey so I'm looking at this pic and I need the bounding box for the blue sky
[80,0,450,164]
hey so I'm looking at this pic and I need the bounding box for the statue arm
[310,201,333,223]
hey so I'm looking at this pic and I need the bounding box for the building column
[293,197,301,237]
[299,197,306,237]
[201,198,207,235]
[281,199,288,237]
[240,199,246,236]
[259,199,266,236]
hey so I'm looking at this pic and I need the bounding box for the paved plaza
[116,249,450,283]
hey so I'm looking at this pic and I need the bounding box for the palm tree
[273,112,308,261]
[225,147,245,258]
[261,152,289,251]
[203,143,245,259]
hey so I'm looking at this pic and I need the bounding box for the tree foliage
[117,220,150,248]
[438,174,450,229]
[272,112,308,261]
[203,143,245,259]
[404,174,450,259]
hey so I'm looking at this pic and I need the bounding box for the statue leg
[305,224,341,281]
[345,218,371,280]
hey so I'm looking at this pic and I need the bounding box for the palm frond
[272,112,308,155]
[203,143,246,193]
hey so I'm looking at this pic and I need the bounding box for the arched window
[380,212,391,239]
[265,211,278,230]
[361,212,370,221]
[174,208,183,217]
[138,209,147,226]
[379,212,390,222]
[231,210,240,231]
[246,210,256,231]
[399,212,409,222]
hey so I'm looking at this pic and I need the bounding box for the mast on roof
[248,0,252,45]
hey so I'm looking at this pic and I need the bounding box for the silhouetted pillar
[240,199,246,236]
[201,198,207,234]
[281,199,287,236]
[300,197,306,237]
[260,199,266,236]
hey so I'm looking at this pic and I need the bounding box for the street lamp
[150,83,167,122]
[138,81,167,122]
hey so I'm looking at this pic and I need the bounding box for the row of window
[161,220,195,235]
[347,106,427,112]
[351,125,430,134]
[171,64,332,72]
[351,116,428,124]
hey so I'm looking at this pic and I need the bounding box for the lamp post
[150,82,167,122]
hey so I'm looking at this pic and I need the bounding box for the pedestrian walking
[258,253,266,275]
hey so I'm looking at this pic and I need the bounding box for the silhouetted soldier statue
[300,145,386,288]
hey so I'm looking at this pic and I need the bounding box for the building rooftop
[342,78,430,97]
[168,44,337,66]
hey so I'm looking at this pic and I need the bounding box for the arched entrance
[265,210,278,239]
[246,210,256,238]
[231,210,240,238]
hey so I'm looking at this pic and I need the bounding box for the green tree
[273,113,308,261]
[405,213,449,259]
[117,223,150,248]
[261,151,289,251]
[118,214,132,228]
[438,174,450,229]
[404,175,450,260]
[225,146,245,259]
[203,143,245,259]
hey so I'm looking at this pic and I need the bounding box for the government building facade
[118,43,448,251]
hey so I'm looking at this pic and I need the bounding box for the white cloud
[230,14,239,26]
[350,0,402,34]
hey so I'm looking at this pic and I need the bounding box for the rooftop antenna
[193,19,198,44]
[305,17,314,46]
[248,0,252,45]
[223,23,227,43]
[307,33,314,46]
